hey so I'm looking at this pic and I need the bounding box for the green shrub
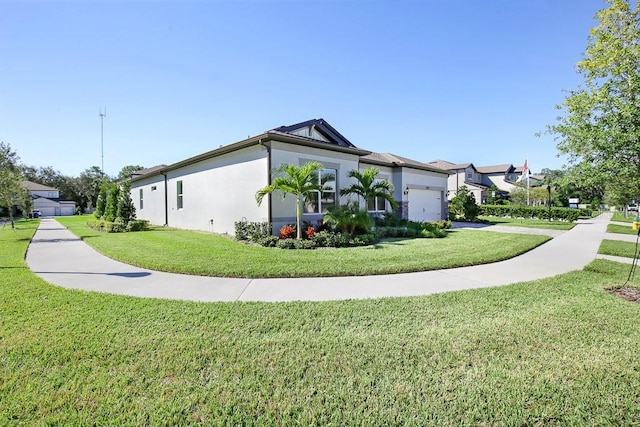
[449,186,479,221]
[258,235,279,247]
[479,205,582,222]
[276,238,298,249]
[126,219,150,232]
[294,239,315,250]
[234,220,272,241]
[353,233,378,246]
[312,230,333,247]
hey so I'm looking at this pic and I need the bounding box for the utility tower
[99,108,107,175]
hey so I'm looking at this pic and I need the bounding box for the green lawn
[612,211,638,223]
[477,215,576,230]
[3,219,640,424]
[599,239,639,258]
[56,216,550,278]
[607,223,639,235]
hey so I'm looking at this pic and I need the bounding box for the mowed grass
[477,215,576,230]
[612,211,637,223]
[599,239,639,259]
[608,223,639,235]
[3,220,640,424]
[56,216,550,278]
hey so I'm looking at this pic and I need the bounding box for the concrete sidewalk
[26,214,612,303]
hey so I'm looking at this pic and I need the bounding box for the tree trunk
[296,197,303,239]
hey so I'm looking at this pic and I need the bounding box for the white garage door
[408,189,442,222]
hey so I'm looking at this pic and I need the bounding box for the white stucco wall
[131,174,167,226]
[269,141,361,231]
[131,145,269,234]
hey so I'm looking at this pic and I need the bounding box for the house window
[304,168,336,214]
[139,189,144,210]
[151,185,157,191]
[48,192,56,197]
[466,172,473,180]
[177,181,183,209]
[367,195,387,212]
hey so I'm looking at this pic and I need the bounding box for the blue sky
[1,0,605,177]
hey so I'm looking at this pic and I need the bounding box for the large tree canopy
[550,0,640,203]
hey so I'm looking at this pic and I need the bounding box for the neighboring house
[429,160,526,203]
[130,119,450,235]
[22,181,76,216]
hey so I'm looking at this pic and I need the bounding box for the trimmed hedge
[87,219,150,233]
[479,205,590,222]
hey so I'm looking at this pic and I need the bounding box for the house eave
[360,158,452,175]
[131,131,371,183]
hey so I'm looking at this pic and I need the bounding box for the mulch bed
[608,287,640,303]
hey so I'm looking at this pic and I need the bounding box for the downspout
[160,172,168,226]
[259,139,272,225]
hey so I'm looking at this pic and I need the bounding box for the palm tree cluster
[256,162,397,239]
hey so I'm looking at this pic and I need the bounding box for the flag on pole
[517,160,529,182]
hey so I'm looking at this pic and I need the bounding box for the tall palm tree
[256,161,326,239]
[340,167,398,212]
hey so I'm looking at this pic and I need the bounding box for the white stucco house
[130,119,450,235]
[22,181,76,216]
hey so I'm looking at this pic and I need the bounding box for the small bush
[258,235,280,247]
[294,239,315,250]
[353,233,378,246]
[312,230,333,247]
[126,219,150,232]
[276,238,297,249]
[234,221,272,241]
[279,224,296,239]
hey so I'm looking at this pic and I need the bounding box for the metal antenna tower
[99,108,107,175]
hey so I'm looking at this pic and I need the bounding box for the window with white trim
[177,180,183,209]
[139,189,144,210]
[304,168,336,214]
[367,195,387,212]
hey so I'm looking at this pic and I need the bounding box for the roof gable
[427,160,475,171]
[271,118,356,148]
[22,180,58,192]
[476,164,514,174]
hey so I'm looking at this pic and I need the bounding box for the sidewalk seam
[235,279,254,302]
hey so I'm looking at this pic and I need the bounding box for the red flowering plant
[279,224,296,239]
[305,225,316,239]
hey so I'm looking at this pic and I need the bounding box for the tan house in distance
[428,160,525,204]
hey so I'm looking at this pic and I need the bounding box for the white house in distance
[130,119,451,235]
[22,181,76,216]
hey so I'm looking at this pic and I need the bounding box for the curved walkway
[26,214,612,303]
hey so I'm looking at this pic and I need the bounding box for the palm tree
[256,161,326,239]
[340,167,398,212]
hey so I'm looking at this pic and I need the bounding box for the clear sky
[1,0,605,178]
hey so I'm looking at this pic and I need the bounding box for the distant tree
[448,185,479,221]
[256,162,325,239]
[0,142,24,228]
[339,167,398,213]
[117,165,144,181]
[78,166,106,212]
[549,0,640,202]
